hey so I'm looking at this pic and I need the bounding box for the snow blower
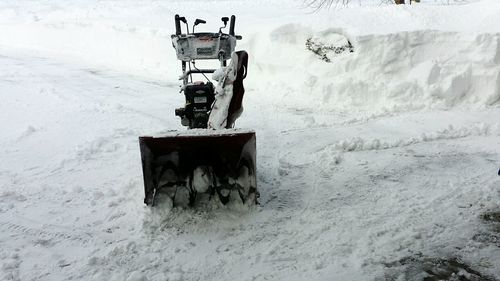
[139,15,257,207]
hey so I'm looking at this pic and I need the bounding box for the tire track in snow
[0,215,94,245]
[253,148,335,272]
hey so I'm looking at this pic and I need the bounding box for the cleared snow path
[1,49,500,281]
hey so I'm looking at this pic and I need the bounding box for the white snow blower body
[139,15,257,207]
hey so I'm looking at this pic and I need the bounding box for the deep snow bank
[0,0,499,114]
[249,27,500,113]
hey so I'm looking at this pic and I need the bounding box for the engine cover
[178,82,215,128]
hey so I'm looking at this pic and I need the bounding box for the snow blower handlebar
[174,14,241,39]
[229,15,235,36]
[193,19,206,33]
[219,17,229,33]
[175,14,182,35]
[175,15,188,34]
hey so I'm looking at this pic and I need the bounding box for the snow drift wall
[1,7,499,114]
[248,25,500,113]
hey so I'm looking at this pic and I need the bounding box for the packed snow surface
[1,0,500,280]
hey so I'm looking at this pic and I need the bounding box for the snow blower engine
[138,15,257,207]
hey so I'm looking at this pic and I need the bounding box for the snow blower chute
[139,15,257,207]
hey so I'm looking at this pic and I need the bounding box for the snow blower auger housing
[139,15,257,207]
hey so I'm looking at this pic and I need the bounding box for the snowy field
[1,0,500,280]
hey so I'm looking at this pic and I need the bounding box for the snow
[1,0,500,280]
[146,128,255,137]
[208,52,238,130]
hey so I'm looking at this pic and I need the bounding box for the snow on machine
[139,15,257,207]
